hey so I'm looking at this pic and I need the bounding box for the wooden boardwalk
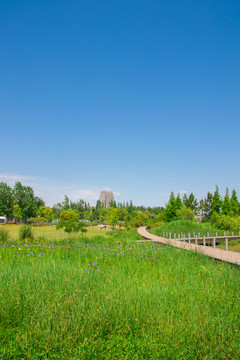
[137,227,240,266]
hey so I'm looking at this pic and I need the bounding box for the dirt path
[137,226,240,266]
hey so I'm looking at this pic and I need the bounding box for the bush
[0,228,10,243]
[19,225,34,242]
[7,221,14,225]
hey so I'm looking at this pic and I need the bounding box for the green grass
[0,224,108,242]
[150,220,239,238]
[1,234,240,359]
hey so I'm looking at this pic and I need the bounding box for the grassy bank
[1,234,240,359]
[150,220,240,252]
[150,220,239,237]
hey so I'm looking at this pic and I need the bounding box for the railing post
[203,236,206,246]
[216,232,218,237]
[198,232,200,238]
[166,232,168,238]
[183,234,185,242]
[174,233,176,240]
[195,236,198,245]
[213,237,216,248]
[169,233,171,239]
[207,232,209,238]
[225,238,228,251]
[188,234,191,243]
[224,232,226,236]
[193,232,195,238]
[232,232,234,237]
[178,234,180,240]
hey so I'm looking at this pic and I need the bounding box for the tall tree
[230,189,239,216]
[199,192,213,222]
[222,188,231,215]
[13,204,22,222]
[14,182,38,218]
[0,182,14,217]
[211,186,222,216]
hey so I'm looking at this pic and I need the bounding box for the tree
[57,220,87,235]
[108,209,119,228]
[13,204,22,223]
[222,188,231,215]
[37,206,53,223]
[230,189,239,216]
[183,193,198,214]
[14,182,38,218]
[199,192,213,222]
[164,192,178,222]
[60,209,79,221]
[0,182,14,217]
[211,186,222,216]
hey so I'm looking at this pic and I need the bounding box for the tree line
[1,181,240,230]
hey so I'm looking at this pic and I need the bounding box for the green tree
[109,209,119,228]
[37,206,53,223]
[222,188,231,215]
[164,192,178,222]
[211,186,222,216]
[13,204,22,222]
[199,192,213,222]
[230,189,239,216]
[0,182,14,217]
[60,209,79,221]
[183,193,198,214]
[14,182,38,218]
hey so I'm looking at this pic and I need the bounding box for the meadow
[1,224,105,242]
[1,229,240,359]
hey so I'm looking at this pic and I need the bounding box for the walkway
[137,227,240,266]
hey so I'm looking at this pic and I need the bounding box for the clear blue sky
[1,0,240,206]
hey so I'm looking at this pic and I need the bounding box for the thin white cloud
[0,173,36,183]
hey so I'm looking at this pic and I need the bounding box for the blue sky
[1,0,240,206]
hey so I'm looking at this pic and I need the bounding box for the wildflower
[26,254,30,257]
[87,264,90,266]
[93,262,97,266]
[153,259,157,262]
[39,253,44,258]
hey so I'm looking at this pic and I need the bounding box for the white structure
[0,216,7,225]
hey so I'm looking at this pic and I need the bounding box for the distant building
[100,191,114,208]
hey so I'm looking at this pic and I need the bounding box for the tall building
[100,191,114,208]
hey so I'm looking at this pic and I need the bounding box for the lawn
[1,224,107,241]
[1,233,240,359]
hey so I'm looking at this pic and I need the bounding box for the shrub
[0,228,10,243]
[19,225,34,242]
[7,221,14,225]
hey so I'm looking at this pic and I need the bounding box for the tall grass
[0,235,240,359]
[150,220,238,238]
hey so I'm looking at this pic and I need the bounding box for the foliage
[0,182,14,218]
[19,224,34,242]
[151,220,227,238]
[211,212,240,231]
[14,182,39,218]
[0,228,10,243]
[13,204,22,221]
[29,217,47,226]
[57,220,87,234]
[37,206,53,222]
[60,209,79,221]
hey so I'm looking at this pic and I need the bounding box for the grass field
[1,232,240,359]
[0,224,107,242]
